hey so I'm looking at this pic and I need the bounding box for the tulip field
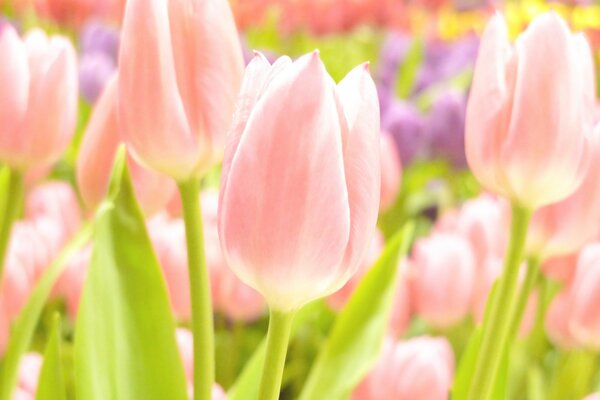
[2,0,600,399]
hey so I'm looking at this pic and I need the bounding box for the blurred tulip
[80,21,119,60]
[410,233,476,328]
[466,12,594,209]
[379,132,402,210]
[0,27,78,170]
[426,91,467,167]
[381,101,426,165]
[119,0,244,181]
[546,290,579,349]
[389,259,413,338]
[527,126,600,260]
[353,336,454,400]
[569,243,600,349]
[34,0,112,26]
[79,21,119,103]
[219,53,380,312]
[25,181,81,239]
[77,76,176,216]
[541,253,577,283]
[584,394,600,400]
[54,246,92,317]
[16,353,42,397]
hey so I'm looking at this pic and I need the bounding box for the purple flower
[425,91,467,168]
[381,101,426,165]
[80,21,120,60]
[79,52,116,103]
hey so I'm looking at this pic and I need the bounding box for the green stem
[508,257,541,343]
[549,350,598,400]
[258,309,295,400]
[178,180,214,400]
[0,168,24,284]
[467,204,532,400]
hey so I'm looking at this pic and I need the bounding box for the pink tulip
[527,126,600,260]
[379,131,402,210]
[77,75,176,216]
[118,0,244,181]
[326,231,384,311]
[465,12,594,209]
[541,253,578,283]
[569,243,600,348]
[0,27,78,170]
[54,246,92,317]
[584,394,600,400]
[25,181,81,239]
[176,328,228,400]
[17,353,42,395]
[410,233,476,328]
[545,290,579,349]
[353,336,454,400]
[219,52,381,312]
[388,259,413,338]
[34,0,111,26]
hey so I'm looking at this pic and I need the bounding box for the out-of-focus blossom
[425,91,467,167]
[569,243,600,349]
[545,290,579,349]
[410,233,476,328]
[34,0,123,27]
[15,353,42,399]
[25,181,81,239]
[119,0,244,181]
[527,126,600,260]
[80,21,119,59]
[219,53,380,312]
[381,101,426,165]
[389,259,413,338]
[326,231,384,311]
[176,328,228,400]
[77,76,176,216]
[353,336,454,400]
[379,132,402,210]
[465,12,595,209]
[54,245,92,317]
[584,393,600,400]
[0,27,78,170]
[541,253,578,283]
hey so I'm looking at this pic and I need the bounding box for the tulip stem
[467,204,532,400]
[259,309,295,400]
[178,179,214,400]
[508,257,540,343]
[0,168,24,284]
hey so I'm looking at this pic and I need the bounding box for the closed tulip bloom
[569,243,600,348]
[527,127,600,260]
[541,253,578,283]
[119,0,244,181]
[219,52,381,312]
[545,290,579,349]
[379,132,402,211]
[410,233,476,327]
[466,12,594,209]
[353,336,454,400]
[77,75,176,216]
[25,181,81,239]
[388,259,413,338]
[0,27,78,170]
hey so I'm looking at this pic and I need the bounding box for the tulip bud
[77,75,176,216]
[569,243,600,349]
[527,126,600,260]
[541,253,578,283]
[353,336,454,400]
[118,0,244,181]
[0,27,78,170]
[16,353,42,397]
[545,290,579,349]
[219,52,381,312]
[379,132,402,210]
[466,12,595,209]
[410,233,476,327]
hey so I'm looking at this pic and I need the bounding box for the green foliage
[395,38,424,99]
[73,153,188,400]
[298,222,414,400]
[35,314,67,400]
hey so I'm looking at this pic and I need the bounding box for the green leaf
[35,314,66,400]
[298,223,415,400]
[0,226,91,400]
[73,154,188,400]
[395,38,424,99]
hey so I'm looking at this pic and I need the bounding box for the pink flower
[545,290,579,349]
[118,0,244,181]
[77,75,176,216]
[410,233,476,328]
[379,131,402,210]
[15,353,42,398]
[569,243,600,349]
[0,27,78,170]
[465,12,594,209]
[219,52,381,312]
[353,336,454,400]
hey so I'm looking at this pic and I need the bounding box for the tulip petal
[119,0,198,180]
[220,53,351,311]
[335,63,381,282]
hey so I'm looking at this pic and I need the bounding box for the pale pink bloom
[353,336,454,400]
[388,259,413,338]
[176,328,228,400]
[541,253,578,283]
[584,393,600,400]
[0,27,78,170]
[219,53,381,312]
[379,131,402,211]
[465,12,594,209]
[54,246,92,317]
[527,126,600,260]
[569,243,600,348]
[118,0,244,181]
[77,75,176,216]
[25,181,81,240]
[545,290,579,349]
[326,231,384,312]
[34,0,112,26]
[410,233,476,328]
[17,353,42,396]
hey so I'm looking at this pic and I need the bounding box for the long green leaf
[73,153,188,400]
[298,223,414,400]
[35,314,66,400]
[0,226,91,400]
